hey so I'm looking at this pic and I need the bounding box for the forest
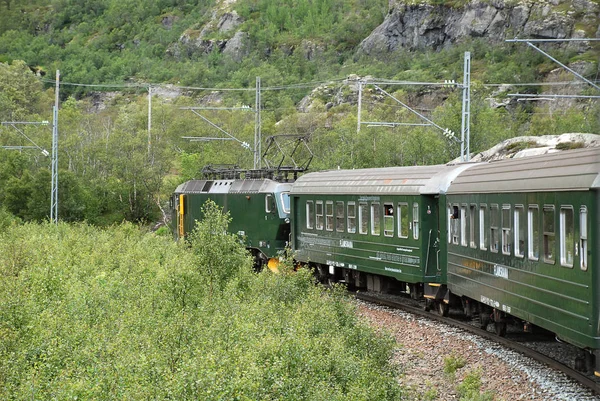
[0,0,598,225]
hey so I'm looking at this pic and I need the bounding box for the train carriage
[172,178,292,269]
[289,164,472,298]
[445,147,600,372]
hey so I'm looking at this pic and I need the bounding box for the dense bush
[0,204,403,400]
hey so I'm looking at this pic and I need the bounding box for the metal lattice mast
[50,70,60,223]
[254,77,261,169]
[460,52,471,162]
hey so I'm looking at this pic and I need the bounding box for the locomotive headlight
[259,241,267,247]
[285,218,290,223]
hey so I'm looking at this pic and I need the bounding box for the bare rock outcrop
[358,0,600,55]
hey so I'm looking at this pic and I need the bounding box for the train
[172,147,600,375]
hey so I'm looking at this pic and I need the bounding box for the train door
[177,194,185,239]
[423,195,442,281]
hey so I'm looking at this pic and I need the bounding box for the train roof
[447,147,600,194]
[290,164,475,196]
[174,178,292,195]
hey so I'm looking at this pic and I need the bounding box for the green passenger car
[172,178,292,269]
[445,148,600,373]
[289,164,471,299]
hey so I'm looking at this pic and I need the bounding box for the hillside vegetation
[0,0,598,224]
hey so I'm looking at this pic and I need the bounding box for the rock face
[466,133,600,162]
[167,10,246,61]
[359,0,600,55]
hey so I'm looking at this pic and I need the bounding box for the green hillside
[0,0,598,224]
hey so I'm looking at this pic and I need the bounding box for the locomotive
[172,147,600,375]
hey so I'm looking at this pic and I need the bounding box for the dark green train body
[445,148,600,365]
[172,178,292,268]
[289,164,472,297]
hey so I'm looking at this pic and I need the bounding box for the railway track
[353,291,600,397]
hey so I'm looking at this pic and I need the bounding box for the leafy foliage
[0,214,403,399]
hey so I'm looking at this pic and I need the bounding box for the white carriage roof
[447,147,600,194]
[175,179,291,194]
[290,164,475,196]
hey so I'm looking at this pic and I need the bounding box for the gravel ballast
[356,301,600,400]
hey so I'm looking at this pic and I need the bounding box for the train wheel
[494,321,507,337]
[437,301,449,317]
[479,313,490,330]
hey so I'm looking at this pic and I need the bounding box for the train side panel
[291,193,441,285]
[173,179,291,261]
[446,148,600,351]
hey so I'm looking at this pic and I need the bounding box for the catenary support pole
[460,52,471,162]
[50,70,59,223]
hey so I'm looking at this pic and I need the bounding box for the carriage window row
[449,202,587,270]
[306,200,419,239]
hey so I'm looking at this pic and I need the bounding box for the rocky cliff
[359,0,600,55]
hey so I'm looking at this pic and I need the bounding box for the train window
[580,206,588,271]
[359,202,368,234]
[413,203,419,240]
[398,203,409,238]
[479,204,488,250]
[306,201,314,229]
[451,205,460,245]
[265,194,274,213]
[447,204,453,244]
[384,203,394,237]
[371,203,381,236]
[543,205,555,264]
[280,192,290,214]
[326,201,334,231]
[490,204,499,253]
[528,205,539,260]
[347,202,356,233]
[469,204,477,249]
[501,205,512,255]
[316,201,324,230]
[336,201,345,232]
[514,205,525,258]
[560,207,574,268]
[461,205,468,247]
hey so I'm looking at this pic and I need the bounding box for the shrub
[0,219,403,400]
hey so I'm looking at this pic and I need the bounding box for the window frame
[398,202,409,239]
[413,203,420,240]
[306,201,314,229]
[315,200,324,230]
[580,206,588,271]
[479,204,488,251]
[469,204,477,249]
[358,202,368,235]
[265,194,274,213]
[347,202,356,234]
[383,203,394,237]
[460,204,468,247]
[451,204,460,245]
[490,204,500,253]
[336,201,345,232]
[325,201,334,231]
[501,204,512,255]
[514,205,525,258]
[559,206,574,268]
[543,205,556,264]
[371,202,381,236]
[528,205,539,261]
